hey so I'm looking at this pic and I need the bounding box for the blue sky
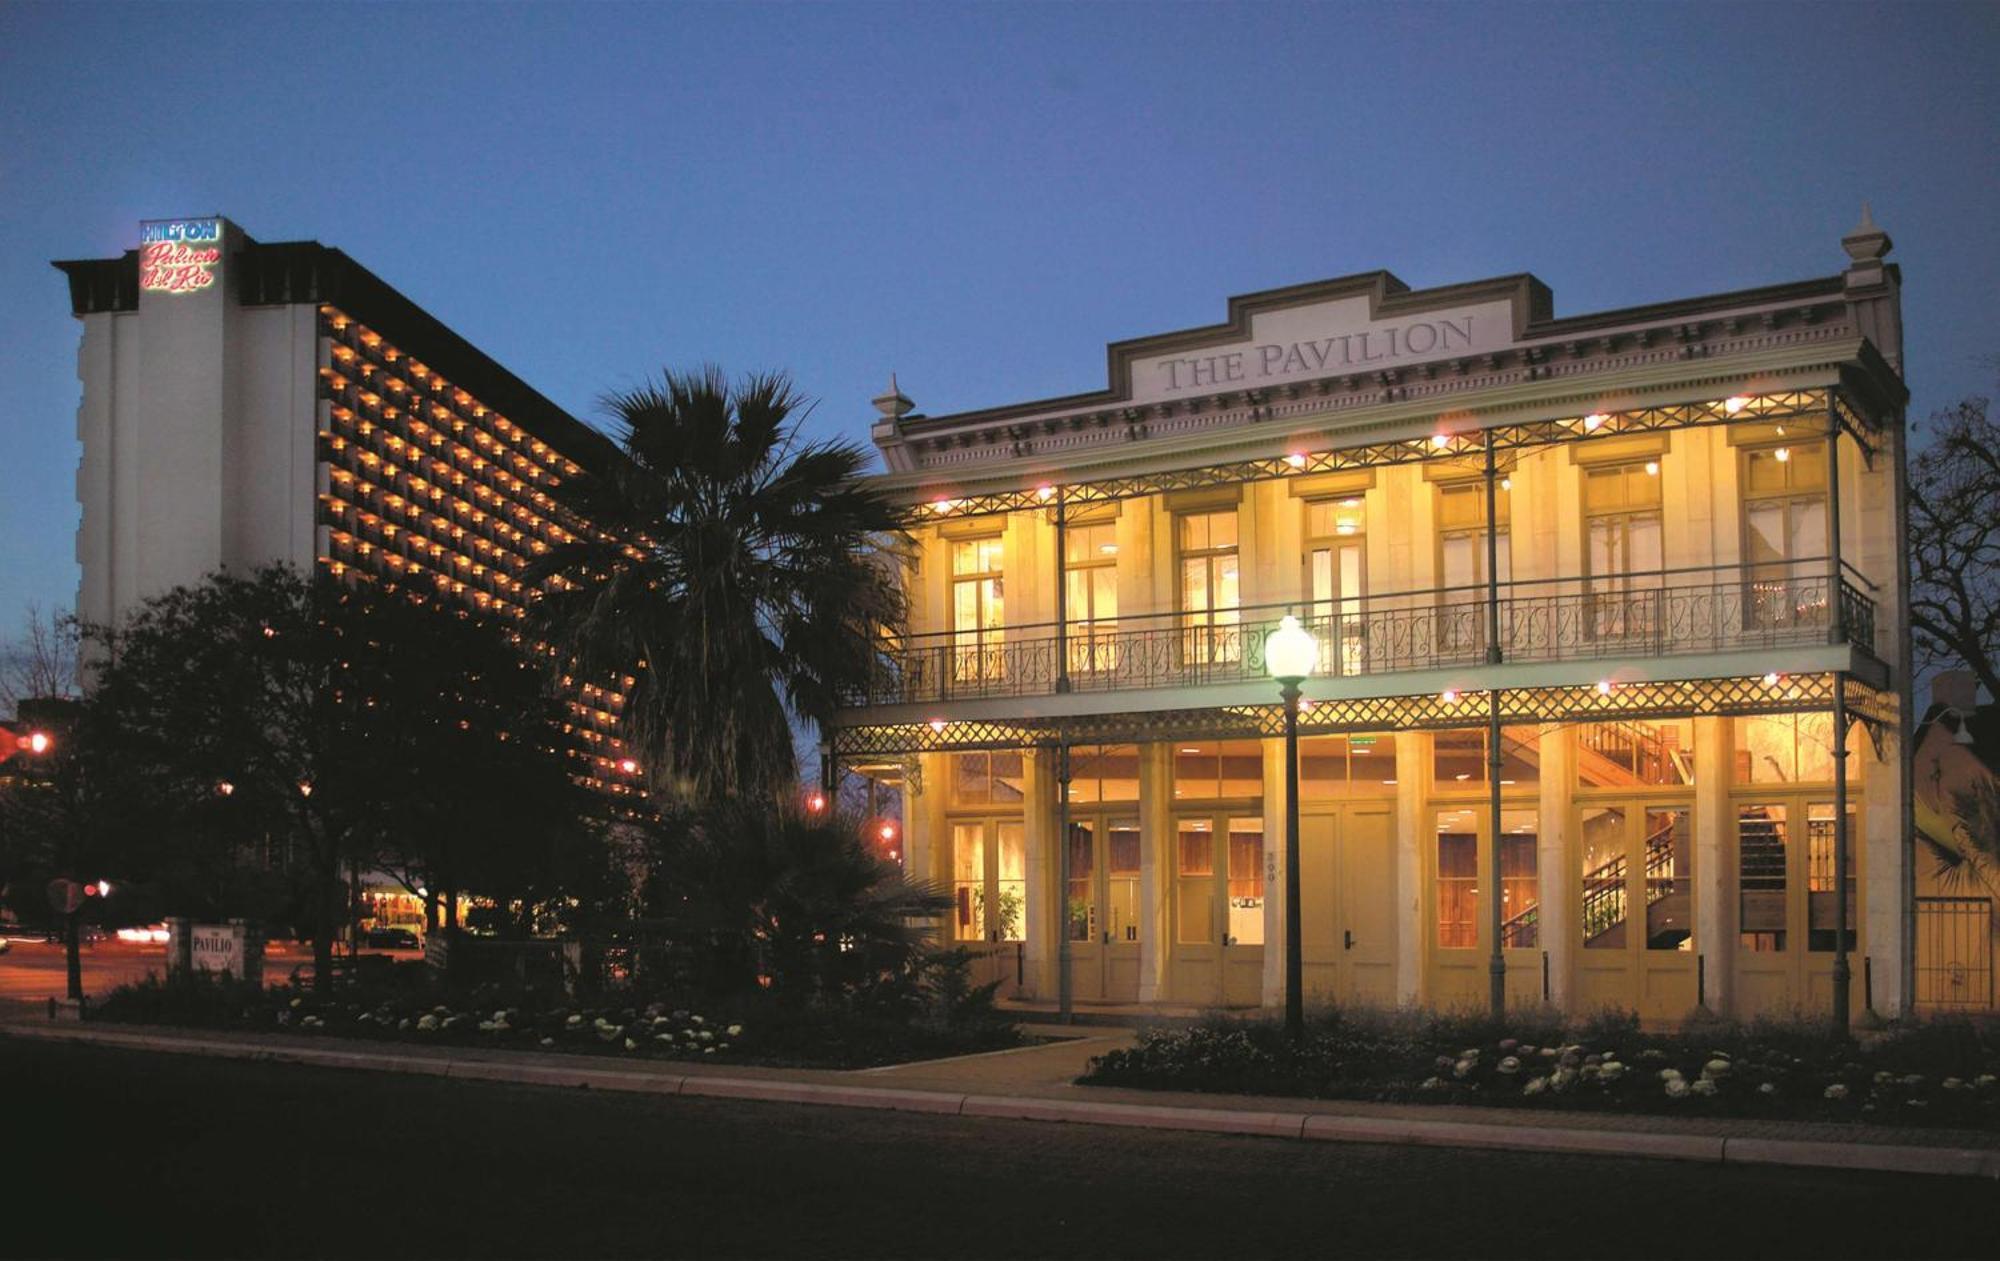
[2,1,1997,643]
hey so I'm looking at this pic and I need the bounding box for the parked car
[363,926,422,951]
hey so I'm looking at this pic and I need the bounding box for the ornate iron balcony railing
[849,560,1878,708]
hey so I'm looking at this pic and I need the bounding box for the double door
[1427,805,1544,1010]
[1171,812,1265,1006]
[1573,803,1696,1021]
[1064,815,1142,1003]
[1298,805,1396,1006]
[1733,796,1861,1017]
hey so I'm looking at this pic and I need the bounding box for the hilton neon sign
[139,219,222,295]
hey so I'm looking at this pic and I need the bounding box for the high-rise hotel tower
[55,217,636,795]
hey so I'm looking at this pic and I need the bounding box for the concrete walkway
[7,1016,1997,1180]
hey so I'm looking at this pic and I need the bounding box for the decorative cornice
[879,272,1875,483]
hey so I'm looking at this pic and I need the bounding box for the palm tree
[527,368,904,805]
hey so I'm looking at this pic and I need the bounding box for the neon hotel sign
[138,218,222,295]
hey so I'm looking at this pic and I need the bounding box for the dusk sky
[2,1,1996,641]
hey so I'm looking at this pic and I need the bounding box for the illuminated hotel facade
[832,213,1914,1023]
[54,217,635,794]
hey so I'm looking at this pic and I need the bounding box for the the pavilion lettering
[1155,315,1475,391]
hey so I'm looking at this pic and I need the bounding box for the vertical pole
[1487,691,1506,1020]
[1832,678,1852,1034]
[1483,430,1503,666]
[1826,402,1846,645]
[65,905,83,1002]
[1054,494,1072,695]
[1282,681,1305,1042]
[1056,740,1074,1023]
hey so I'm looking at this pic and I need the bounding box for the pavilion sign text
[1154,315,1477,392]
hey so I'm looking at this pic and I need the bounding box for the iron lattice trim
[903,390,1853,525]
[831,672,1859,756]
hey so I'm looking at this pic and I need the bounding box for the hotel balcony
[845,560,1882,715]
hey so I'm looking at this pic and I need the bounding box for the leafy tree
[81,565,595,987]
[526,368,905,806]
[1909,386,2000,700]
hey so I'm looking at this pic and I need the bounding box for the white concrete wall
[73,220,320,640]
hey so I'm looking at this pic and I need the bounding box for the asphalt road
[0,939,384,1009]
[9,1038,1996,1260]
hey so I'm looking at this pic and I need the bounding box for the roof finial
[1842,203,1891,265]
[872,372,915,422]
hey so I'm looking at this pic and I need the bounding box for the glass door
[1583,462,1663,643]
[1066,814,1142,1003]
[1306,498,1367,676]
[1575,804,1695,1019]
[1178,511,1240,670]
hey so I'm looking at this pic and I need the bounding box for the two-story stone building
[829,213,1913,1024]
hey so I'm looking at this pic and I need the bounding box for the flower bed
[1079,1008,2000,1129]
[91,970,1024,1071]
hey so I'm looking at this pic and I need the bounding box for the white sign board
[1126,295,1518,405]
[190,924,244,977]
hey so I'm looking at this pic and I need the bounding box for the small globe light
[1264,615,1317,683]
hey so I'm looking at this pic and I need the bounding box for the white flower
[1691,1079,1718,1097]
[1550,1067,1578,1093]
[1975,1074,1996,1089]
[703,1046,715,1054]
[1599,1062,1625,1082]
[1757,1082,1777,1096]
[1419,1076,1445,1091]
[699,1030,714,1042]
[623,1037,637,1051]
[1824,1083,1850,1100]
[1702,1059,1732,1080]
[290,998,303,1009]
[398,1018,411,1031]
[1943,1077,1966,1091]
[1665,1079,1690,1099]
[566,1014,583,1027]
[692,1015,706,1026]
[1496,1056,1521,1075]
[417,1014,439,1032]
[726,1024,743,1038]
[539,1037,555,1047]
[1658,1068,1683,1082]
[1522,1077,1548,1097]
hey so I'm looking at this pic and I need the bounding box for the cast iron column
[1483,429,1506,1019]
[1054,495,1071,695]
[1057,740,1074,1024]
[1282,680,1305,1042]
[1483,430,1503,666]
[1832,678,1853,1034]
[1487,691,1506,1019]
[1827,403,1846,645]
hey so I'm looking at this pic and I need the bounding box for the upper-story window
[1742,443,1827,630]
[1304,498,1366,675]
[1436,481,1508,657]
[1437,482,1510,591]
[950,536,1005,684]
[1064,522,1118,676]
[1179,510,1241,664]
[1583,462,1663,638]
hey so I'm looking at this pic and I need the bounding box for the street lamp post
[1264,614,1316,1044]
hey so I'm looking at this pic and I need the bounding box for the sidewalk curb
[10,1022,1997,1180]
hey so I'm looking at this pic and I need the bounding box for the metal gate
[1915,897,1993,1011]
